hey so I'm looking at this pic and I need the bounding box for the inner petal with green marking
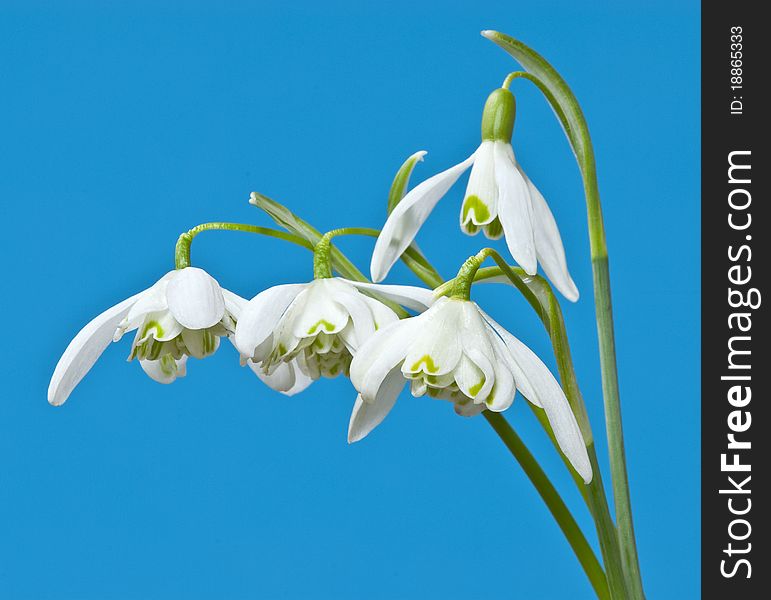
[461,195,493,225]
[129,311,233,364]
[306,319,337,335]
[468,376,486,397]
[264,317,354,382]
[409,354,440,374]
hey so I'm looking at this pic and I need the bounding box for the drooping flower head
[234,277,435,395]
[48,267,245,406]
[348,296,591,483]
[371,85,579,301]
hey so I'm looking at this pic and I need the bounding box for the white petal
[233,283,307,358]
[165,267,225,330]
[481,310,592,483]
[222,289,249,319]
[289,280,349,338]
[476,308,541,403]
[340,279,436,312]
[115,272,175,340]
[454,353,491,401]
[520,169,579,302]
[402,299,463,377]
[486,341,516,412]
[350,319,416,404]
[348,367,405,442]
[140,355,187,384]
[249,359,314,396]
[454,302,498,403]
[359,294,399,331]
[370,152,476,282]
[461,140,498,230]
[328,287,377,351]
[48,291,145,406]
[454,397,487,416]
[181,328,221,359]
[494,143,537,275]
[134,310,183,343]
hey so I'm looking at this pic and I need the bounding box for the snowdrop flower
[234,277,435,394]
[371,86,579,301]
[348,296,591,483]
[48,267,245,406]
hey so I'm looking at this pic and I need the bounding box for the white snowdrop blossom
[234,277,435,394]
[348,296,592,483]
[371,87,579,301]
[48,267,246,406]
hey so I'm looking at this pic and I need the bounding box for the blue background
[1,1,700,598]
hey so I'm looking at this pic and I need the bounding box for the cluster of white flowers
[48,82,591,483]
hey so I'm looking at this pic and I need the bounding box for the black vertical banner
[702,2,767,598]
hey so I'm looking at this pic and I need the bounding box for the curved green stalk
[174,222,313,269]
[312,228,381,279]
[482,30,644,597]
[484,412,609,600]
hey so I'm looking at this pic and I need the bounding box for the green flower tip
[481,88,516,143]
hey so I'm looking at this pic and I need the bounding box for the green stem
[501,70,527,90]
[593,255,642,597]
[312,227,388,279]
[484,412,609,600]
[174,222,312,269]
[315,227,443,288]
[575,100,643,600]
